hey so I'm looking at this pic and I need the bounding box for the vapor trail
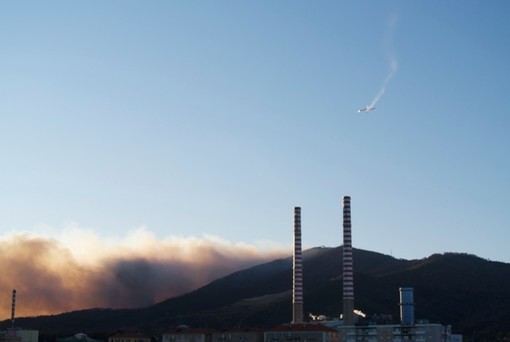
[367,15,398,110]
[368,58,397,109]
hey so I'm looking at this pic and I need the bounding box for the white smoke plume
[367,14,398,109]
[0,226,288,318]
[354,309,367,318]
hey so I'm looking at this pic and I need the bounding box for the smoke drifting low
[0,227,288,318]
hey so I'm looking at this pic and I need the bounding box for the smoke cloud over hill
[0,227,288,318]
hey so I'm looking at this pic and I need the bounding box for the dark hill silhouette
[3,247,510,342]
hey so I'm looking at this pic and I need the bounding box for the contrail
[367,15,398,110]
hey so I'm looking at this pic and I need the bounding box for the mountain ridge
[3,247,510,341]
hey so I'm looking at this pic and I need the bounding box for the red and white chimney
[293,207,304,324]
[11,289,16,328]
[342,196,354,325]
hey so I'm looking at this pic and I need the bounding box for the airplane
[357,106,376,113]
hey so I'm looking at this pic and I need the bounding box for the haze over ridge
[0,226,287,317]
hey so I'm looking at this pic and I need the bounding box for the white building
[264,324,339,342]
[1,329,38,342]
[337,323,459,342]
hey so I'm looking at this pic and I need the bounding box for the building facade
[265,324,339,342]
[163,328,216,342]
[337,323,459,342]
[1,330,38,342]
[211,328,263,342]
[108,333,150,342]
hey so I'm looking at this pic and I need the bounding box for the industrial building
[265,324,338,342]
[211,328,264,342]
[336,323,455,342]
[144,197,470,342]
[108,332,151,342]
[0,330,39,342]
[163,327,217,342]
[163,325,339,342]
[2,196,463,342]
[327,287,460,341]
[284,197,462,341]
[333,196,461,342]
[0,290,39,342]
[56,333,102,342]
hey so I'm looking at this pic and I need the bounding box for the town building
[163,327,216,342]
[108,332,151,342]
[211,328,263,342]
[0,329,38,342]
[56,333,102,342]
[336,323,456,342]
[265,324,339,342]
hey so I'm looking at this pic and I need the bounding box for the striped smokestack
[11,289,16,328]
[342,196,354,325]
[292,207,304,324]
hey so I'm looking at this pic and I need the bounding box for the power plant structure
[341,196,354,326]
[11,289,16,329]
[0,289,40,342]
[0,196,460,342]
[290,196,461,342]
[399,287,415,326]
[292,207,304,324]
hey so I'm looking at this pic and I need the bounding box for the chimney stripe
[293,207,304,324]
[11,289,16,328]
[342,196,355,325]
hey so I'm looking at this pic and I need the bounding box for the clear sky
[1,0,510,268]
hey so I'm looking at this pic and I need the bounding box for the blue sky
[1,1,510,262]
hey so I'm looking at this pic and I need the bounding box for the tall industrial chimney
[292,207,304,324]
[399,287,415,325]
[342,196,354,325]
[11,289,16,328]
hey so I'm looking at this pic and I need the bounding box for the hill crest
[3,247,510,341]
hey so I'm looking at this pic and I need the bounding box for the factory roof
[268,324,338,333]
[215,328,264,333]
[57,334,102,342]
[109,333,150,339]
[164,328,217,335]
